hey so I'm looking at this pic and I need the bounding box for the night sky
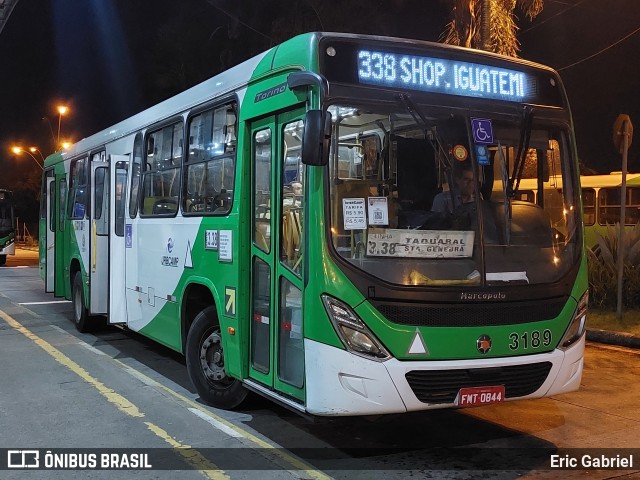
[1,0,639,188]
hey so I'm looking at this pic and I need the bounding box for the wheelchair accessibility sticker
[471,118,494,144]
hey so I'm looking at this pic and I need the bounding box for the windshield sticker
[475,144,490,165]
[343,198,367,230]
[453,145,468,161]
[367,229,474,258]
[471,118,494,144]
[367,197,389,226]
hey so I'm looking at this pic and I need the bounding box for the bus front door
[90,162,109,315]
[248,111,306,405]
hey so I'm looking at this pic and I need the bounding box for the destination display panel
[320,38,565,107]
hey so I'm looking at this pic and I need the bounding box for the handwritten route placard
[367,229,474,258]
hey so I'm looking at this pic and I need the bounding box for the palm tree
[442,0,544,57]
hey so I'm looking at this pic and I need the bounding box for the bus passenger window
[183,104,237,215]
[141,122,183,216]
[597,187,640,225]
[582,188,595,226]
[59,178,67,231]
[253,128,271,252]
[281,119,304,274]
[68,157,88,220]
[129,133,143,218]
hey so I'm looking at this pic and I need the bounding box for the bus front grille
[405,362,553,404]
[374,298,566,327]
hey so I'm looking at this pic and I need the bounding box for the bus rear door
[45,173,55,292]
[90,161,109,315]
[109,155,129,324]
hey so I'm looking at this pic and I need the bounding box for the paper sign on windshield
[342,198,367,230]
[367,229,474,258]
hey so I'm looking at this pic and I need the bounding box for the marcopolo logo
[460,291,506,301]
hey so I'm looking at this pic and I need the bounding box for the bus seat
[255,221,270,251]
[282,208,302,266]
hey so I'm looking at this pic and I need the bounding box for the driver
[431,163,476,213]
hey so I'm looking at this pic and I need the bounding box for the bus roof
[580,173,640,188]
[44,31,565,167]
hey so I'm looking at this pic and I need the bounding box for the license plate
[455,385,505,407]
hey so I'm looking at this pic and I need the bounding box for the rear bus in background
[517,172,640,251]
[0,189,15,266]
[39,33,587,416]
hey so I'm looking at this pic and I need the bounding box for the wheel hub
[199,330,226,382]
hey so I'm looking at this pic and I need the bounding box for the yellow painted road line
[111,357,333,480]
[0,309,228,480]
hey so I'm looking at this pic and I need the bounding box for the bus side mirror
[302,110,331,166]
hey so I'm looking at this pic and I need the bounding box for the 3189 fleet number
[508,329,552,350]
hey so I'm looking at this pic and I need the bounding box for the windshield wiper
[509,106,534,198]
[497,142,512,245]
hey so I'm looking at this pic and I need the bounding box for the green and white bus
[0,189,15,266]
[39,33,588,416]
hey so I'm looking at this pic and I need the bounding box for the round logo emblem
[477,334,492,354]
[452,144,468,161]
[167,238,174,254]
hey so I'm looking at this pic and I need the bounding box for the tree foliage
[442,0,544,57]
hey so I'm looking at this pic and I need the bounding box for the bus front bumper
[304,335,585,416]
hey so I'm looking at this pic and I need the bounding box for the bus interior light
[321,295,391,361]
[559,291,588,350]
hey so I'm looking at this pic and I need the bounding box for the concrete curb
[586,328,640,349]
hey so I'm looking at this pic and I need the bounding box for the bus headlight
[321,295,391,361]
[559,291,588,350]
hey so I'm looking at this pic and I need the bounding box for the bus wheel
[72,273,93,333]
[0,255,5,266]
[186,306,248,409]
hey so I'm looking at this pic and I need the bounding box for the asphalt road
[0,259,639,479]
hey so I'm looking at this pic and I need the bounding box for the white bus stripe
[188,408,243,438]
[18,300,72,305]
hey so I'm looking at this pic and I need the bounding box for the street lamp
[11,146,44,170]
[42,117,56,152]
[29,146,45,163]
[57,105,68,148]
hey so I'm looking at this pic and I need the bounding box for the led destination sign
[357,49,534,102]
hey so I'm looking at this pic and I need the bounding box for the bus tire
[186,306,248,409]
[72,272,93,333]
[0,255,5,266]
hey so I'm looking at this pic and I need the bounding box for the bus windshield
[327,103,580,286]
